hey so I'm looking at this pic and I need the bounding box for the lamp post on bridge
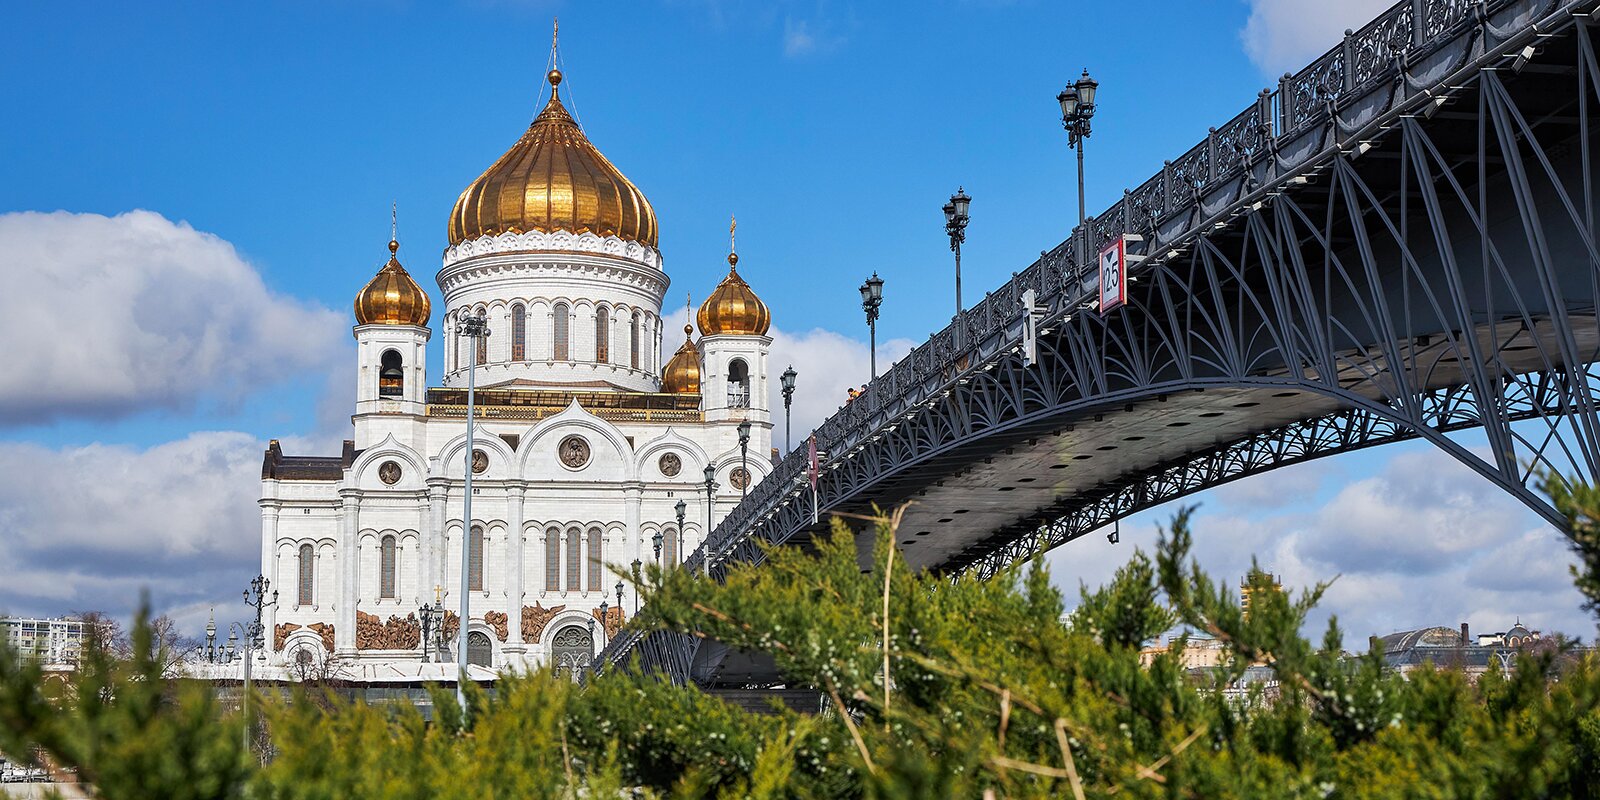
[701,464,719,577]
[780,366,797,453]
[674,499,687,567]
[737,419,752,500]
[859,273,884,379]
[1057,69,1099,259]
[943,188,971,318]
[454,310,489,714]
[240,574,276,752]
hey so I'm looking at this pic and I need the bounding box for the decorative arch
[517,400,636,481]
[632,428,711,480]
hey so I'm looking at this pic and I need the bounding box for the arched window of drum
[297,544,314,605]
[379,349,403,398]
[553,303,570,361]
[468,525,484,592]
[454,313,466,371]
[595,306,610,364]
[511,303,526,361]
[545,527,561,593]
[380,535,397,599]
[566,528,582,592]
[467,630,493,667]
[586,527,602,591]
[630,311,641,369]
[474,308,488,365]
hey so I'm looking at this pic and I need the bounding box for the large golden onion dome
[660,325,702,394]
[355,240,431,326]
[447,68,659,249]
[697,252,772,336]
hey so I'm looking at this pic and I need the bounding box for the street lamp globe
[951,187,971,221]
[780,365,797,395]
[1057,85,1079,121]
[1075,69,1098,109]
[703,463,717,486]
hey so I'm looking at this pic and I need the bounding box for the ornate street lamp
[454,309,489,713]
[780,365,797,453]
[859,273,884,379]
[615,579,625,618]
[240,575,277,751]
[1057,69,1100,247]
[943,187,971,318]
[652,529,663,565]
[630,559,642,614]
[737,419,752,499]
[420,587,445,664]
[702,463,718,577]
[674,499,687,567]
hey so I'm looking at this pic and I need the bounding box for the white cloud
[0,210,344,425]
[0,431,282,631]
[1240,0,1394,76]
[783,17,817,57]
[1047,446,1594,644]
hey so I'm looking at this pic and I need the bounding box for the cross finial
[434,584,442,603]
[730,215,737,253]
[552,17,559,60]
[391,202,397,241]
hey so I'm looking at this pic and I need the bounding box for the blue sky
[0,0,1586,642]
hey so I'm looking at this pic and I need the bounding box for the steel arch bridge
[601,0,1600,686]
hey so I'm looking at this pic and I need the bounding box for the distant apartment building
[0,616,89,669]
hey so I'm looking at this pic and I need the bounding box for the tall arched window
[379,350,403,398]
[664,526,679,567]
[587,528,603,591]
[468,525,484,592]
[595,306,610,363]
[467,631,493,667]
[474,309,488,365]
[566,528,581,592]
[297,544,314,605]
[455,313,466,371]
[380,535,397,599]
[630,311,641,369]
[545,527,561,592]
[728,358,750,408]
[553,303,570,361]
[511,303,526,361]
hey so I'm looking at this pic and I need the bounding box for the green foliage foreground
[6,496,1600,798]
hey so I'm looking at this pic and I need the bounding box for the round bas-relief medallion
[378,461,402,485]
[559,435,592,469]
[471,448,489,474]
[730,467,750,490]
[658,452,682,477]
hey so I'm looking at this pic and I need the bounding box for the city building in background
[0,616,88,671]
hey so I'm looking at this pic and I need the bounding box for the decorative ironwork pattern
[599,0,1598,683]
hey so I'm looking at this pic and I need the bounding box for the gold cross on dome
[729,215,737,254]
[433,584,442,603]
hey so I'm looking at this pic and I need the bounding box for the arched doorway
[551,624,593,676]
[466,631,493,668]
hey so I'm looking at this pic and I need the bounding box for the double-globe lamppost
[701,464,719,576]
[859,273,884,379]
[674,499,687,566]
[942,188,971,318]
[454,310,489,712]
[737,419,752,499]
[779,366,797,453]
[1057,69,1100,259]
[240,575,276,751]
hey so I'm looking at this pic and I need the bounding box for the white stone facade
[260,233,772,674]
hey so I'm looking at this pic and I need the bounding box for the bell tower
[352,231,432,446]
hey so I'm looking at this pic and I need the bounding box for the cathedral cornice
[442,229,660,270]
[435,251,669,301]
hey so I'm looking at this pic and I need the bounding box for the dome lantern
[355,239,431,327]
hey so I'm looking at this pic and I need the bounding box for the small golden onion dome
[447,69,659,248]
[354,240,432,326]
[660,325,702,394]
[697,254,771,336]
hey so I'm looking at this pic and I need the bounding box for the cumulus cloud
[0,210,344,425]
[1240,0,1394,76]
[1047,446,1592,643]
[0,431,277,632]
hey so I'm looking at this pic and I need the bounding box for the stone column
[427,480,448,602]
[336,490,360,655]
[506,485,526,651]
[259,502,280,655]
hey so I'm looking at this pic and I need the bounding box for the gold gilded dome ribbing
[447,68,659,248]
[355,240,431,326]
[660,325,702,394]
[698,253,772,336]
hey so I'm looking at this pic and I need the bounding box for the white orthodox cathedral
[256,61,774,677]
